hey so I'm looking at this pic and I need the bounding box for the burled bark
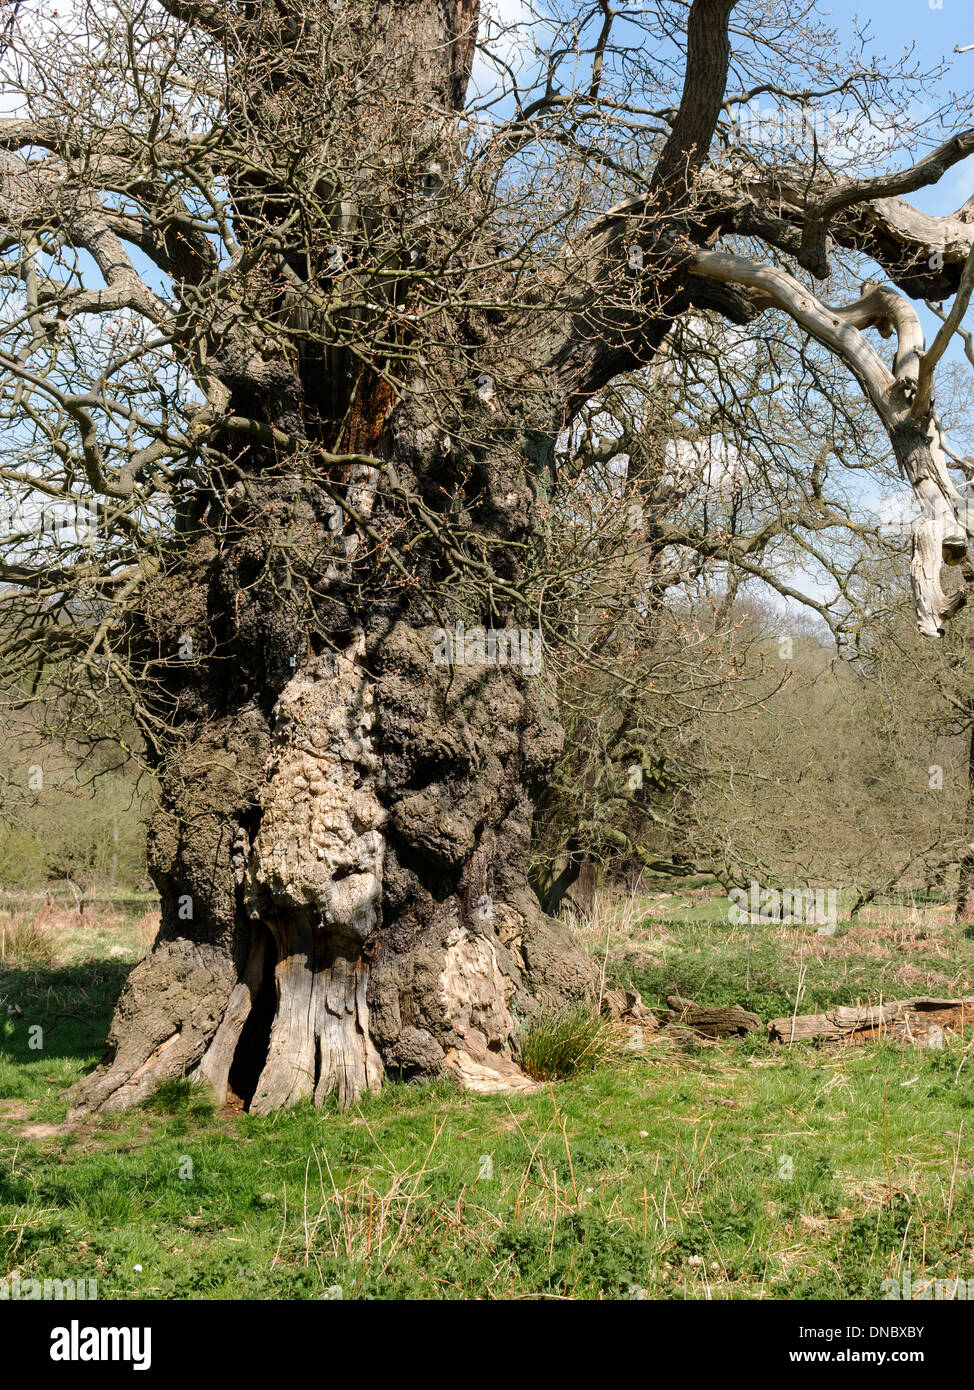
[67,204,595,1119]
[60,0,576,1119]
[67,582,594,1116]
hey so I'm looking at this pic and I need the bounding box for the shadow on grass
[0,958,130,1064]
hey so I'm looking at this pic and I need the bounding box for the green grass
[519,1003,622,1080]
[604,900,974,1021]
[2,899,974,1299]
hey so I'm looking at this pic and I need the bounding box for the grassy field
[3,893,974,1300]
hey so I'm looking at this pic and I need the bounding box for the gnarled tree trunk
[66,1,593,1118]
[68,430,594,1116]
[68,345,599,1115]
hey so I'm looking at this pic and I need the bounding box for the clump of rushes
[519,1003,623,1081]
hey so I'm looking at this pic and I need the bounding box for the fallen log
[601,988,660,1029]
[665,994,763,1038]
[768,997,974,1045]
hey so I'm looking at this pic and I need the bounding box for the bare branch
[914,240,974,420]
[797,128,974,277]
[652,0,738,197]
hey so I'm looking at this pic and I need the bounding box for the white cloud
[469,0,548,104]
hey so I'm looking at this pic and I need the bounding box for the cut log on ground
[768,997,974,1045]
[665,995,763,1037]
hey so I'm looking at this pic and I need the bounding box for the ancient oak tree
[1,0,973,1112]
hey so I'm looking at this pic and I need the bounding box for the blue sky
[822,0,974,214]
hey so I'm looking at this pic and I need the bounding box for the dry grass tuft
[0,909,62,968]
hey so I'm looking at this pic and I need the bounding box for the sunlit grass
[2,896,974,1299]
